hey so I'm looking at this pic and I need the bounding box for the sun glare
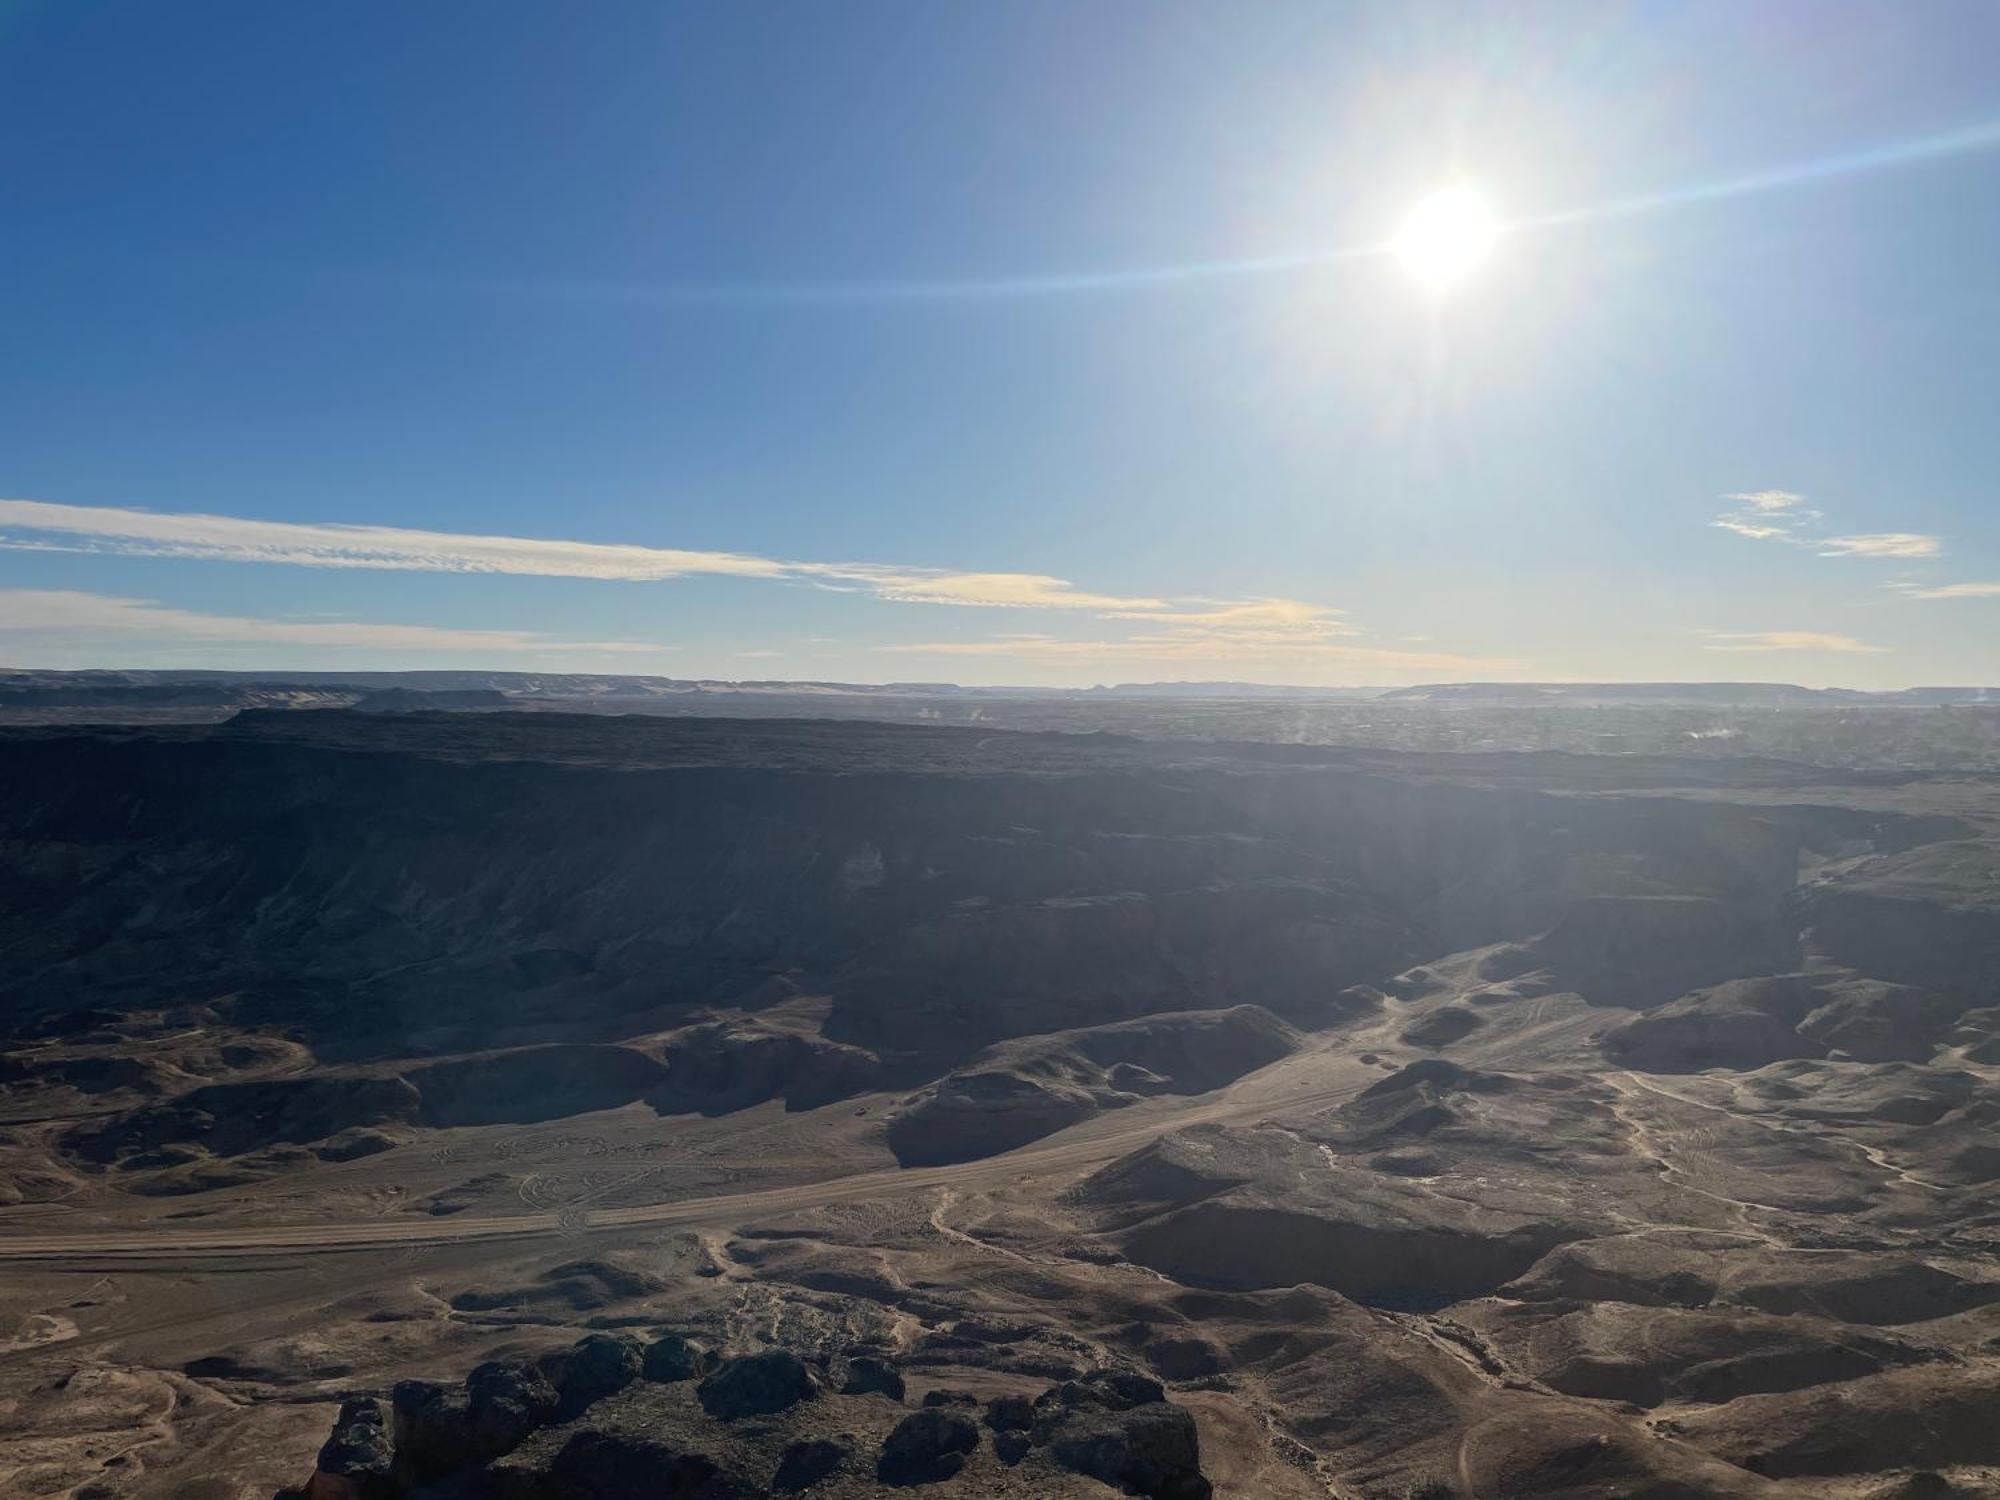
[1392,185,1499,291]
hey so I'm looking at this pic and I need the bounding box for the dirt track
[0,1068,1370,1263]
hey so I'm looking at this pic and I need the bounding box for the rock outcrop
[651,1020,883,1115]
[304,1398,396,1500]
[1082,1064,1643,1304]
[886,1006,1297,1165]
[877,1407,980,1484]
[1603,971,1965,1071]
[695,1348,818,1420]
[289,1341,1214,1499]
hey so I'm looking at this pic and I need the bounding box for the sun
[1392,185,1499,291]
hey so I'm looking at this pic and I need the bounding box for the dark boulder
[1141,1334,1225,1380]
[392,1380,485,1481]
[541,1430,757,1499]
[984,1394,1035,1433]
[391,1361,561,1482]
[538,1333,641,1418]
[466,1359,562,1453]
[1046,1401,1211,1500]
[696,1348,817,1420]
[773,1435,854,1492]
[309,1397,397,1500]
[839,1355,905,1400]
[642,1332,713,1383]
[877,1408,980,1486]
[1399,1006,1484,1049]
[1034,1366,1166,1423]
[1025,1368,1209,1500]
[994,1428,1033,1466]
[920,1387,979,1409]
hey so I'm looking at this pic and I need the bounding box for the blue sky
[3,0,1999,687]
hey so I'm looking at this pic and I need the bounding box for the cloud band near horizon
[0,497,1175,609]
[0,589,670,655]
[0,496,1492,671]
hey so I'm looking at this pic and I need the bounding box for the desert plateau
[0,703,1996,1498]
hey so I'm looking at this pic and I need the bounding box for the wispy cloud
[1711,488,1823,547]
[0,589,670,655]
[1702,630,1887,654]
[880,591,1506,671]
[1724,490,1809,512]
[0,498,1167,614]
[869,584,1477,671]
[877,637,1507,672]
[1816,533,1943,559]
[1900,580,2000,600]
[1712,516,1796,541]
[1099,597,1355,636]
[1708,490,1940,561]
[0,496,1471,671]
[0,498,790,582]
[813,566,1168,612]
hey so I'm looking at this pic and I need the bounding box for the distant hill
[1,669,1994,717]
[1380,682,2000,706]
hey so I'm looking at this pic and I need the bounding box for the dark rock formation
[887,1070,1099,1168]
[1031,1369,1209,1500]
[877,1407,980,1485]
[1398,1005,1484,1048]
[1603,971,1964,1072]
[387,1336,645,1484]
[464,1359,562,1449]
[539,1429,756,1498]
[983,1394,1035,1432]
[886,1006,1297,1166]
[772,1435,853,1491]
[839,1355,906,1400]
[642,1333,713,1383]
[390,1379,495,1482]
[652,1020,883,1114]
[452,1258,669,1316]
[695,1348,818,1419]
[1046,1403,1210,1500]
[298,1338,1215,1499]
[305,1397,396,1500]
[538,1333,641,1419]
[408,1046,666,1127]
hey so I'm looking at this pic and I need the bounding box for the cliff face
[0,714,1850,1069]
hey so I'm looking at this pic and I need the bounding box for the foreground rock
[877,1407,979,1484]
[1034,1369,1212,1499]
[289,1344,1212,1498]
[306,1398,395,1500]
[696,1348,818,1419]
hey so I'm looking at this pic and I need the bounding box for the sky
[3,0,1999,689]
